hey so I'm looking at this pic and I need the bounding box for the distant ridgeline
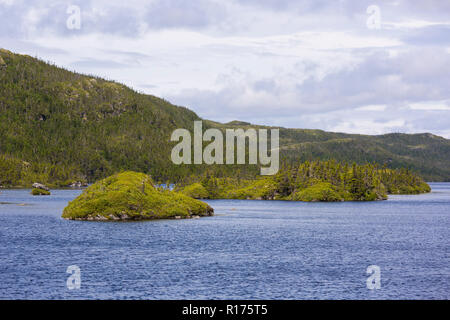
[1,48,450,186]
[177,161,431,201]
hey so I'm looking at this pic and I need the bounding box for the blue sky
[1,0,450,137]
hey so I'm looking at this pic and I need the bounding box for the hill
[1,49,449,185]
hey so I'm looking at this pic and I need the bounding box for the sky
[1,0,450,137]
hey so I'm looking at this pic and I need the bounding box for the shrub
[292,183,342,202]
[31,188,50,196]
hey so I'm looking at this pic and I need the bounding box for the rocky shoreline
[64,210,213,221]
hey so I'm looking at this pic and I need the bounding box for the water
[0,183,449,299]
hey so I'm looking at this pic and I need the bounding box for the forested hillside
[0,48,210,185]
[1,49,449,187]
[217,121,450,181]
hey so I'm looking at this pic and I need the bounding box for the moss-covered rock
[387,181,431,194]
[223,178,278,200]
[179,182,209,199]
[292,183,343,202]
[62,171,213,221]
[31,188,51,196]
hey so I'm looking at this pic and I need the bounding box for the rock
[32,183,49,191]
[119,213,130,220]
[206,207,214,216]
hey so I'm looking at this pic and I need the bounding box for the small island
[31,183,51,196]
[31,188,51,196]
[62,171,213,221]
[177,161,431,202]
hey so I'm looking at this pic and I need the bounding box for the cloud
[166,47,450,137]
[170,47,450,112]
[144,0,227,29]
[0,0,228,38]
[400,25,450,46]
[1,0,449,137]
[300,106,450,137]
[70,58,136,69]
[409,100,450,111]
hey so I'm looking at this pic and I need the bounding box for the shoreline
[0,187,431,202]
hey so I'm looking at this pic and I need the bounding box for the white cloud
[383,19,450,30]
[356,105,387,111]
[0,0,15,6]
[329,119,407,135]
[1,0,449,138]
[410,101,450,111]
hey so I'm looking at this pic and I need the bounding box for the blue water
[0,183,449,300]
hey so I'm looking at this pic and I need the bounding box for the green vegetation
[0,49,209,184]
[1,49,449,185]
[0,154,86,188]
[178,161,431,201]
[31,188,51,196]
[62,171,213,221]
[292,183,343,202]
[218,121,450,182]
[179,182,209,199]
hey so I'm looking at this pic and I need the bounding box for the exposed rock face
[62,171,214,221]
[32,183,50,191]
